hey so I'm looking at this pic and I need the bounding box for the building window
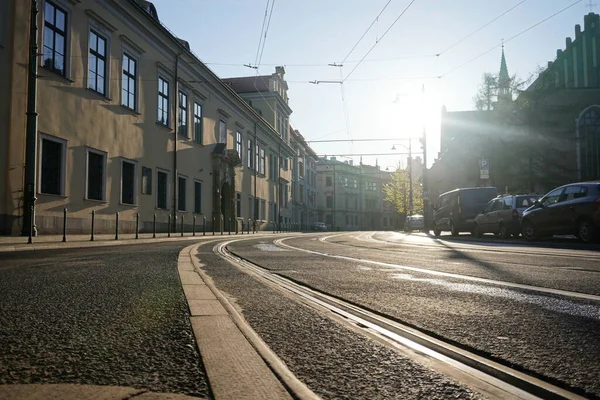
[86,148,106,201]
[121,159,136,205]
[367,182,377,191]
[43,1,67,76]
[299,184,304,202]
[88,30,107,95]
[219,119,227,144]
[157,77,169,126]
[194,181,202,214]
[178,175,187,211]
[298,161,304,178]
[326,176,332,187]
[157,169,168,209]
[259,148,266,175]
[141,166,152,195]
[39,135,66,196]
[236,132,243,163]
[261,199,266,220]
[122,53,136,109]
[194,103,203,143]
[343,177,348,187]
[247,139,254,169]
[178,91,188,137]
[236,193,242,218]
[326,196,333,208]
[579,106,600,180]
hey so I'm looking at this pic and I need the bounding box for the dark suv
[474,194,541,239]
[433,187,498,236]
[521,181,600,243]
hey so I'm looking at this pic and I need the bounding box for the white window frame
[156,168,169,209]
[236,131,243,163]
[40,0,72,77]
[121,52,138,110]
[193,102,203,144]
[157,75,170,126]
[120,158,137,205]
[218,119,227,144]
[177,174,187,211]
[87,24,110,96]
[38,133,67,196]
[178,90,189,137]
[85,147,107,202]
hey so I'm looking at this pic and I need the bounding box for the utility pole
[408,140,413,214]
[22,0,39,238]
[421,84,429,233]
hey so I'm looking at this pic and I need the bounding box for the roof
[221,76,271,93]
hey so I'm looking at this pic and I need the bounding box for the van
[433,187,498,236]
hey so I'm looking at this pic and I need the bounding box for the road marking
[275,237,600,303]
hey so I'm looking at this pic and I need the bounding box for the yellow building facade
[0,0,294,235]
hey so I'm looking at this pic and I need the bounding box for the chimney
[566,37,572,47]
[575,24,582,38]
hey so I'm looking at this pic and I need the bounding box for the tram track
[215,238,590,400]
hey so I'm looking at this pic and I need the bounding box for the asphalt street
[0,241,210,398]
[224,232,600,398]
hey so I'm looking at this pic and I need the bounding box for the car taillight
[512,209,518,220]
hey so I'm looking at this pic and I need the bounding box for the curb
[178,241,320,400]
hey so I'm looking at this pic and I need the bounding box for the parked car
[473,194,541,238]
[433,187,498,236]
[405,214,424,232]
[311,222,327,231]
[520,181,600,243]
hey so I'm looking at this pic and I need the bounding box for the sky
[151,0,595,169]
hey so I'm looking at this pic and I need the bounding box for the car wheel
[521,220,538,241]
[433,224,441,237]
[499,224,510,240]
[577,219,598,244]
[450,221,459,236]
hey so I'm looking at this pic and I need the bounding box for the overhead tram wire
[437,0,529,56]
[254,0,271,67]
[440,0,584,78]
[339,0,394,65]
[343,0,418,82]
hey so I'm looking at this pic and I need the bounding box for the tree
[472,72,530,110]
[383,168,423,218]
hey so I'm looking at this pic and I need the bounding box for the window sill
[38,66,74,84]
[38,192,67,199]
[155,122,172,131]
[84,198,107,204]
[119,202,138,207]
[120,105,141,115]
[177,210,188,213]
[86,87,112,102]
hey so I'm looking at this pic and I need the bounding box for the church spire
[498,42,511,102]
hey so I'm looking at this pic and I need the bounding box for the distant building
[290,128,318,229]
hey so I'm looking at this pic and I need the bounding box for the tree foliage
[383,168,423,215]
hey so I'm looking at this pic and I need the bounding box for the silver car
[405,214,424,232]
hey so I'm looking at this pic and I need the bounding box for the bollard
[90,210,95,241]
[62,208,67,242]
[220,216,224,236]
[174,215,178,235]
[247,219,251,235]
[228,218,231,235]
[181,215,184,237]
[28,206,34,244]
[153,214,156,238]
[272,221,275,234]
[241,219,244,235]
[168,215,171,237]
[212,217,215,236]
[115,212,119,240]
[235,219,239,235]
[203,216,206,236]
[135,212,139,239]
[253,219,256,234]
[193,216,196,237]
